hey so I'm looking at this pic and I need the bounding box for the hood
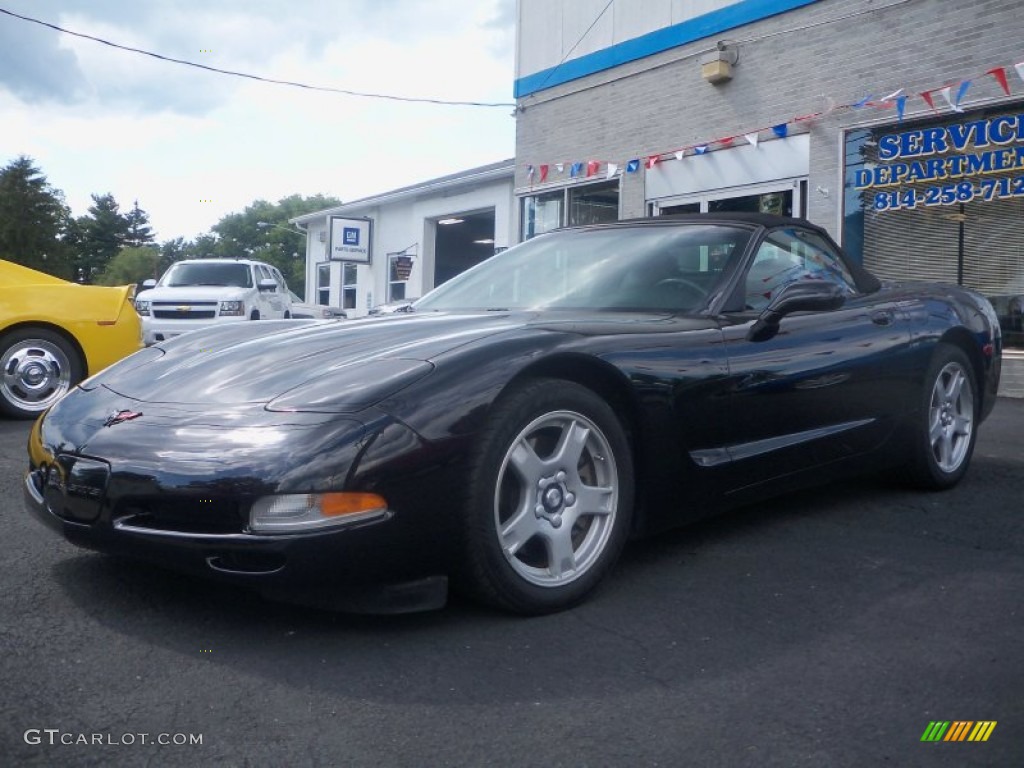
[98,311,533,405]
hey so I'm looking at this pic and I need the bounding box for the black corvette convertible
[25,214,1002,614]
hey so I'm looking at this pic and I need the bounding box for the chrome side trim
[690,418,875,467]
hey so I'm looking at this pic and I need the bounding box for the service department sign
[329,216,372,263]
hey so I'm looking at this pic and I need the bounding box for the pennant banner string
[524,57,1024,180]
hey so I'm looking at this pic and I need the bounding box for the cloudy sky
[0,0,517,242]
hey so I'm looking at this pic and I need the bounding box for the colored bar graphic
[968,722,997,742]
[921,722,950,742]
[921,720,996,742]
[945,721,973,741]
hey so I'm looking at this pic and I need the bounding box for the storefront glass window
[568,180,619,226]
[521,180,621,240]
[843,107,1024,348]
[522,190,563,239]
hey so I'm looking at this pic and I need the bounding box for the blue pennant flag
[626,159,640,173]
[771,123,788,139]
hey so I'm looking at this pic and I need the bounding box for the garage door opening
[433,209,496,287]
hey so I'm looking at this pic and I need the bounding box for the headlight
[250,492,389,533]
[135,300,150,316]
[220,300,244,316]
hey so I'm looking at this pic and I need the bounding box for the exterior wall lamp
[701,42,739,84]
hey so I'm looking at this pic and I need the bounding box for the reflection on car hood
[99,312,533,404]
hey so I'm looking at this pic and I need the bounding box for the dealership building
[512,0,1024,393]
[293,0,1022,393]
[291,160,514,317]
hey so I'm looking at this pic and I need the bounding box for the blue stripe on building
[515,0,822,98]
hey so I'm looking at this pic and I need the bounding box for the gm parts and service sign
[329,216,372,263]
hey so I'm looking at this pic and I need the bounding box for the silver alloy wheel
[0,337,74,413]
[928,360,975,473]
[494,409,618,587]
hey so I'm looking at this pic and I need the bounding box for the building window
[520,180,620,240]
[843,106,1024,349]
[568,180,619,226]
[342,262,358,310]
[317,263,330,306]
[389,255,413,301]
[522,189,563,239]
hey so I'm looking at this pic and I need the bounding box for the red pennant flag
[987,67,1011,96]
[539,164,549,183]
[645,155,660,170]
[718,136,735,148]
[586,160,600,177]
[920,90,938,114]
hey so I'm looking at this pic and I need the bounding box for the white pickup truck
[135,258,293,345]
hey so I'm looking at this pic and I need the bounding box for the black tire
[459,378,634,614]
[0,327,85,419]
[907,343,979,490]
[250,310,260,320]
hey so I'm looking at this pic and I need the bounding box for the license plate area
[44,455,110,523]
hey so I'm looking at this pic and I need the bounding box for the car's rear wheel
[0,327,84,419]
[907,343,978,489]
[461,379,634,614]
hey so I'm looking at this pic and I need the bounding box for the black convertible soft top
[563,212,883,295]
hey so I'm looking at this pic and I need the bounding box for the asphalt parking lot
[1,400,1022,767]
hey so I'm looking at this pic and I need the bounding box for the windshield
[161,262,253,288]
[415,224,752,312]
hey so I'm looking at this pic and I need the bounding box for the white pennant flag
[745,132,760,147]
[555,163,564,173]
[606,163,619,179]
[674,151,684,161]
[1015,61,1024,83]
[938,86,962,112]
[879,87,904,103]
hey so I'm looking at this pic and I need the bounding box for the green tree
[157,237,189,279]
[185,233,219,259]
[0,155,74,277]
[96,246,159,286]
[123,199,155,247]
[74,193,129,283]
[210,193,340,288]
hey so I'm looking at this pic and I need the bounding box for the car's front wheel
[0,327,84,419]
[461,379,634,614]
[907,343,978,489]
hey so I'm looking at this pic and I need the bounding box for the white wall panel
[517,0,737,78]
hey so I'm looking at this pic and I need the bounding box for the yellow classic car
[1,260,142,419]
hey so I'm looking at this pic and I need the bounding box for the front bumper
[141,315,247,345]
[23,467,446,613]
[23,390,459,613]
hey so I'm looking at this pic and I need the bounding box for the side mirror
[258,278,277,292]
[142,279,156,289]
[747,279,847,342]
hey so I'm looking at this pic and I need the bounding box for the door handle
[871,309,895,326]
